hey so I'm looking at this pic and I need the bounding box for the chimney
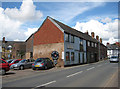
[96,35,99,41]
[91,32,94,38]
[107,42,109,45]
[2,37,5,43]
[85,30,89,35]
[100,38,102,43]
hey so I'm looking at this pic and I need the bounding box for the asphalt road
[2,60,119,88]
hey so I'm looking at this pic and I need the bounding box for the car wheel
[44,66,48,70]
[2,69,6,75]
[20,66,24,70]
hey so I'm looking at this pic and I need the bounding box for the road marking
[103,71,118,88]
[36,80,56,88]
[86,67,95,71]
[97,64,102,67]
[66,71,83,78]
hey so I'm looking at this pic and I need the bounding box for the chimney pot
[100,38,102,43]
[85,30,89,35]
[96,35,99,41]
[91,32,95,38]
[2,37,5,42]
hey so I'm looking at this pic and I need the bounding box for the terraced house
[26,16,107,67]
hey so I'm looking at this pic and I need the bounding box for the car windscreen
[7,60,13,63]
[35,58,44,63]
[19,60,26,63]
[11,60,16,63]
[111,56,118,58]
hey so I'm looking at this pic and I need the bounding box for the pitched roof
[49,16,98,43]
[107,44,120,50]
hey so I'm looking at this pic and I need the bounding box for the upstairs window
[65,33,69,42]
[88,41,90,46]
[95,43,97,47]
[71,35,74,43]
[80,39,83,45]
[80,39,83,51]
[91,42,94,47]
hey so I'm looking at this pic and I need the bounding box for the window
[30,52,33,58]
[92,42,94,47]
[95,43,97,47]
[65,33,69,42]
[71,52,74,61]
[14,60,19,63]
[2,60,6,63]
[88,41,90,46]
[80,39,83,51]
[80,39,83,45]
[71,35,74,43]
[66,52,70,61]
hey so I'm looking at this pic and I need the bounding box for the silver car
[109,56,119,63]
[11,59,35,70]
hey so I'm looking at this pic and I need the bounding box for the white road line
[66,71,83,78]
[86,67,95,71]
[97,64,102,67]
[36,80,56,87]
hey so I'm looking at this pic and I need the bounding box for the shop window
[66,52,70,61]
[71,52,74,61]
[65,33,69,42]
[71,35,74,43]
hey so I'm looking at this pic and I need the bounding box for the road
[2,60,119,88]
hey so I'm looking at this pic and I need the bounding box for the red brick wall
[34,18,64,45]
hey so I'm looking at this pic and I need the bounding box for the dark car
[32,58,54,70]
[0,59,10,75]
[11,59,35,70]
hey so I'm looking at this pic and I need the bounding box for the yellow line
[103,71,118,88]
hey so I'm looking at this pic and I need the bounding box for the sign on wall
[51,51,59,65]
[51,51,59,60]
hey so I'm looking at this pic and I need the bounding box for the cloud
[73,18,118,45]
[24,28,38,37]
[0,0,42,41]
[101,17,112,23]
[45,2,105,22]
[4,0,43,22]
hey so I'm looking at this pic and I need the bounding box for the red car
[0,59,10,75]
[9,59,22,66]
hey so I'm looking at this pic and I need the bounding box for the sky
[0,0,119,45]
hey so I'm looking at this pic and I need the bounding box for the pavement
[1,60,119,88]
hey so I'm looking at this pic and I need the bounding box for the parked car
[11,59,35,70]
[0,59,10,75]
[6,59,14,63]
[32,58,54,70]
[109,56,119,63]
[9,59,22,66]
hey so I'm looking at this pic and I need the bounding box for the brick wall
[34,18,64,45]
[26,35,33,59]
[12,42,26,59]
[33,43,64,67]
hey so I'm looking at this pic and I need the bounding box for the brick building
[1,37,26,59]
[12,42,26,59]
[26,16,107,67]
